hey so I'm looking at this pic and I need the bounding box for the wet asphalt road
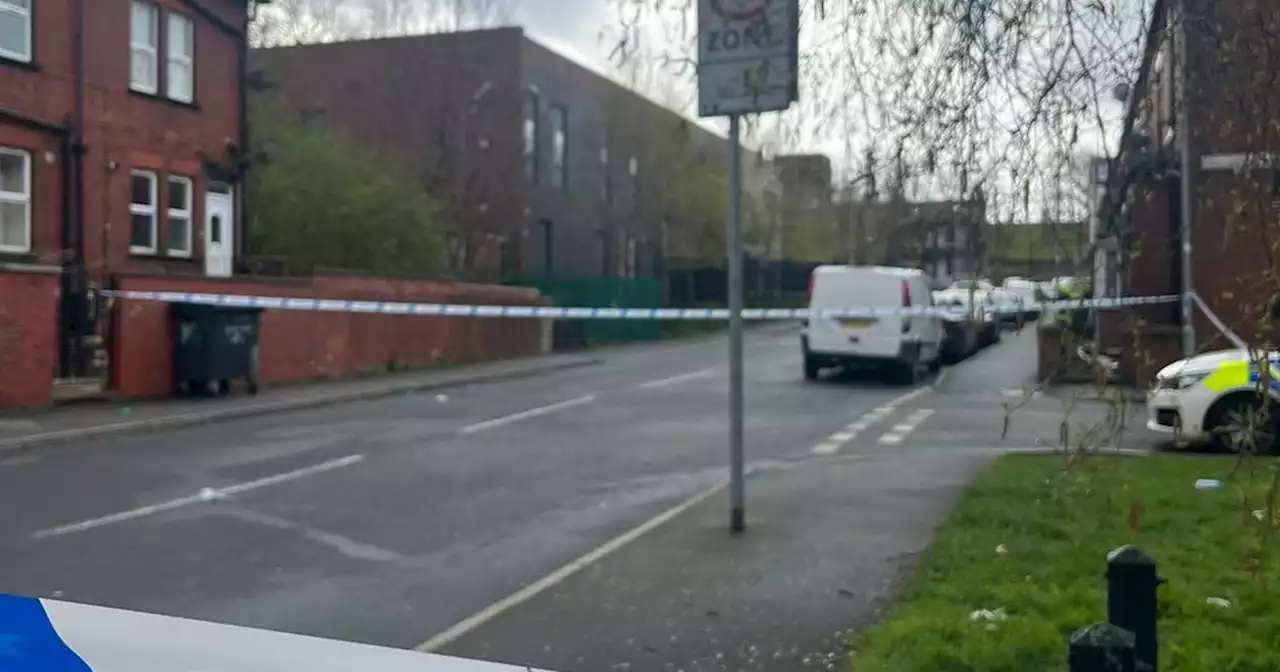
[0,328,933,650]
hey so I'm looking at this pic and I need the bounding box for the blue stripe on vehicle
[0,594,93,671]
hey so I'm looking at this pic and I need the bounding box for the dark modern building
[252,27,732,283]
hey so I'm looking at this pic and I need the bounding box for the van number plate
[839,318,875,328]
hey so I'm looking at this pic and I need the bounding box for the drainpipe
[60,0,88,379]
[238,3,254,268]
[1174,0,1195,357]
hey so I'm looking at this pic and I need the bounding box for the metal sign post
[698,0,799,534]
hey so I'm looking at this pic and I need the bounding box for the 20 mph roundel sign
[710,0,771,21]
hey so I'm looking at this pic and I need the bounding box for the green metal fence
[507,276,664,348]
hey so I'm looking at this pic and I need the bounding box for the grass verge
[849,453,1280,672]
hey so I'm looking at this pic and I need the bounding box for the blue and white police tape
[0,592,554,671]
[102,290,1182,320]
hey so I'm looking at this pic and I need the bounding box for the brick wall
[0,267,60,408]
[111,274,547,398]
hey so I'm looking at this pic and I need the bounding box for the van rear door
[808,268,905,357]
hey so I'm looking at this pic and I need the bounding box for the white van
[801,265,944,384]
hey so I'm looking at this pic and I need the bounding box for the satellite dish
[1112,81,1131,102]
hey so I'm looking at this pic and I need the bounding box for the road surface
[0,327,1150,668]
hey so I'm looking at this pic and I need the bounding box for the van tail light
[901,279,912,333]
[803,274,815,327]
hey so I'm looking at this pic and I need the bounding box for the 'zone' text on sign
[706,17,786,53]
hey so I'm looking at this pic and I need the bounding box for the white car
[802,265,943,384]
[1147,349,1280,452]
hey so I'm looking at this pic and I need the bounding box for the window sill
[0,250,37,263]
[129,89,201,111]
[0,56,38,73]
[129,248,160,257]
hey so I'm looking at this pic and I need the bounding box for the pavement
[431,328,1158,672]
[0,324,1161,671]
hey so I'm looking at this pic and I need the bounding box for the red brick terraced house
[1094,0,1280,385]
[0,0,258,405]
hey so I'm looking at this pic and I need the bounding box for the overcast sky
[512,0,614,73]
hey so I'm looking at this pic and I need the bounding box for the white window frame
[166,12,195,103]
[129,170,158,254]
[0,0,32,63]
[166,175,193,257]
[130,1,159,94]
[0,147,31,253]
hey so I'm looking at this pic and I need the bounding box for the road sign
[697,0,799,117]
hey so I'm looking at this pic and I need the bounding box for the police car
[1147,348,1280,453]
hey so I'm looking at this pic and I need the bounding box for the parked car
[1001,279,1044,320]
[936,289,1000,348]
[802,265,944,384]
[934,294,980,363]
[986,289,1028,329]
[948,278,996,293]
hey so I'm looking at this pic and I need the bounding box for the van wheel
[803,355,821,381]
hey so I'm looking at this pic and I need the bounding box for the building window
[629,155,639,212]
[523,91,538,184]
[0,0,31,63]
[549,104,568,190]
[0,148,30,252]
[599,132,610,201]
[129,170,157,253]
[167,175,193,256]
[130,1,159,94]
[167,13,195,103]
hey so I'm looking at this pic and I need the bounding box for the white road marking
[886,386,930,407]
[810,441,843,456]
[638,369,714,389]
[457,395,596,435]
[32,454,366,539]
[225,508,402,563]
[810,405,897,456]
[878,408,935,445]
[415,480,727,652]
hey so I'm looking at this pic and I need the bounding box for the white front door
[204,184,234,277]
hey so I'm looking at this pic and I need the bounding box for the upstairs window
[0,0,31,63]
[130,1,159,94]
[167,13,195,103]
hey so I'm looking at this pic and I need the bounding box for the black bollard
[1068,622,1136,672]
[1106,545,1161,672]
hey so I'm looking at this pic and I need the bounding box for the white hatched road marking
[457,395,597,435]
[878,408,935,445]
[33,454,367,539]
[809,385,933,456]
